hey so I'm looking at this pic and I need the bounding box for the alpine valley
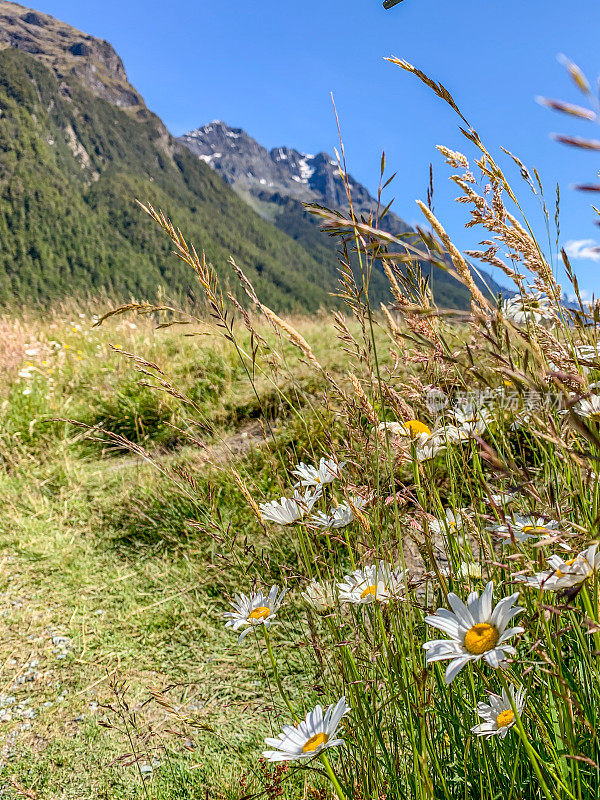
[0,1,505,310]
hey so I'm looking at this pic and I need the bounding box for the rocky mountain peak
[0,1,143,108]
[179,120,410,233]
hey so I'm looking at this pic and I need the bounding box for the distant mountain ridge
[0,1,382,311]
[179,121,509,308]
[179,120,411,234]
[0,1,506,312]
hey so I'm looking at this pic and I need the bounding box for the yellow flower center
[522,526,549,534]
[555,558,576,578]
[360,585,378,600]
[496,709,514,728]
[463,623,500,655]
[302,732,329,753]
[403,420,431,437]
[248,606,271,621]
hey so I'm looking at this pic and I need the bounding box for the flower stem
[498,675,560,800]
[263,627,299,722]
[320,752,348,800]
[580,585,600,658]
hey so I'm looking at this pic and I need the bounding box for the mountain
[179,122,508,309]
[0,2,371,311]
[179,122,397,218]
[0,1,144,108]
[0,1,505,312]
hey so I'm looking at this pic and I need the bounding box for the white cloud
[564,239,600,262]
[567,289,592,303]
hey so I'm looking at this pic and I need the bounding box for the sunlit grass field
[3,51,600,800]
[0,307,353,798]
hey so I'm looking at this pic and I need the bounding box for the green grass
[0,306,360,798]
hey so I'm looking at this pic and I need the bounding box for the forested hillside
[0,47,356,310]
[0,1,508,312]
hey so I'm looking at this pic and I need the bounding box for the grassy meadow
[3,54,600,800]
[0,307,354,798]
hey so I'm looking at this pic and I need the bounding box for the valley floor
[0,306,344,799]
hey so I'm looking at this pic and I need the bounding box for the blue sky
[30,0,600,296]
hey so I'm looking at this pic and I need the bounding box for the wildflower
[575,343,600,374]
[471,684,526,739]
[439,562,482,581]
[309,497,367,529]
[302,579,337,612]
[377,420,450,462]
[451,403,492,437]
[489,514,560,546]
[429,509,468,537]
[378,420,429,447]
[263,697,350,762]
[423,582,524,683]
[502,292,553,326]
[292,457,344,488]
[259,489,320,525]
[573,393,600,422]
[399,419,433,437]
[488,489,518,507]
[378,419,434,442]
[338,561,407,605]
[224,586,286,642]
[416,428,453,461]
[22,387,32,396]
[518,544,600,591]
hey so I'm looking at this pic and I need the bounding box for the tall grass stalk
[97,58,600,800]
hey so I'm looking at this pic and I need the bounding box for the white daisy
[223,585,286,642]
[471,684,526,739]
[377,420,432,453]
[488,489,518,507]
[302,579,337,612]
[451,403,492,437]
[376,421,406,437]
[416,427,456,461]
[292,457,344,488]
[518,544,600,591]
[489,515,561,546]
[502,292,553,326]
[575,344,600,374]
[376,420,455,461]
[429,509,468,537]
[379,419,432,439]
[439,562,482,581]
[259,488,321,525]
[263,696,350,762]
[423,582,524,683]
[337,561,407,605]
[309,497,367,529]
[573,394,600,422]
